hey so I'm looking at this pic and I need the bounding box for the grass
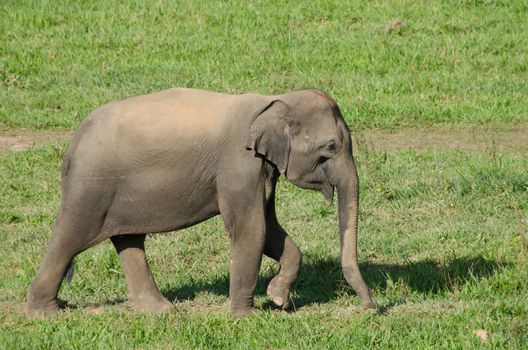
[1,141,527,348]
[1,0,527,349]
[1,0,527,130]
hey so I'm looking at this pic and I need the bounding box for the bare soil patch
[0,129,72,155]
[1,125,527,156]
[355,124,528,155]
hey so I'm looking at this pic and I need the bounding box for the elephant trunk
[336,158,374,310]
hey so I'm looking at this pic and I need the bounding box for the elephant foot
[26,298,66,318]
[266,276,291,310]
[362,301,376,311]
[130,297,173,314]
[230,306,257,317]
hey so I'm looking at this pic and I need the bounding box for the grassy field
[1,0,527,349]
[2,0,527,130]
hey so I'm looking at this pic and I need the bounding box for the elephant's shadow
[162,255,507,311]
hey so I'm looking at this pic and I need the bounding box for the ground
[1,0,527,348]
[1,126,527,348]
[2,124,528,155]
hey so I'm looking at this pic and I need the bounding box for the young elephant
[27,88,374,316]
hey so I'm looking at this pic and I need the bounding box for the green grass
[1,0,527,130]
[1,0,528,348]
[1,141,527,348]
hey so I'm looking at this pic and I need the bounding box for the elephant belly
[101,173,220,235]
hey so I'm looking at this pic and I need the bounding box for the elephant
[27,88,374,316]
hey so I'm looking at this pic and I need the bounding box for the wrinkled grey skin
[27,88,374,316]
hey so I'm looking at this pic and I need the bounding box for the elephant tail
[63,260,75,284]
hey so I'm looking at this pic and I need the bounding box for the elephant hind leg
[26,213,106,317]
[27,179,116,317]
[264,222,302,310]
[110,234,172,313]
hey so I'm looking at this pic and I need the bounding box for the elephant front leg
[262,190,302,310]
[227,220,266,315]
[220,197,267,316]
[264,223,301,310]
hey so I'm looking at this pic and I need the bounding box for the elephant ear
[246,100,293,174]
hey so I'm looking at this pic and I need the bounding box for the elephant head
[246,89,375,310]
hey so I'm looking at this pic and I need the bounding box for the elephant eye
[318,140,338,162]
[321,140,338,154]
[326,141,337,152]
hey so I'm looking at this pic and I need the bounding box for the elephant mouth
[288,177,335,205]
[284,162,335,205]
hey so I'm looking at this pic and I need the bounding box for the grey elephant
[27,88,374,316]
